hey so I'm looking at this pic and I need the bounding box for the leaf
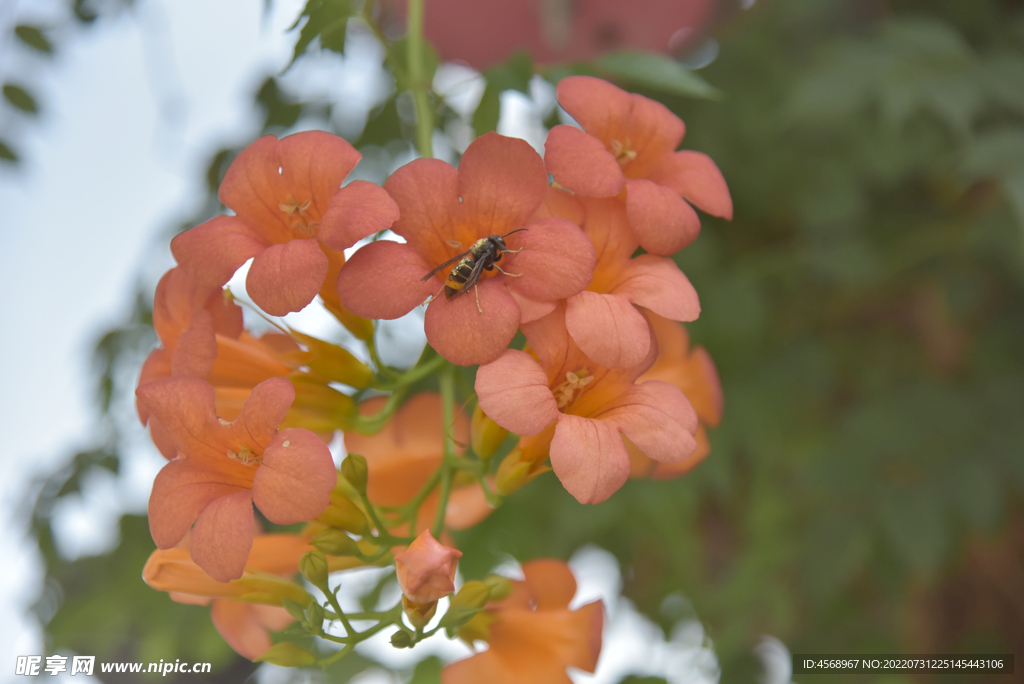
[0,138,16,162]
[596,51,719,100]
[472,52,534,136]
[15,25,53,54]
[255,77,301,130]
[356,98,402,147]
[289,0,354,66]
[4,83,38,114]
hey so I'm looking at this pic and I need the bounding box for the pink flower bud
[394,531,462,605]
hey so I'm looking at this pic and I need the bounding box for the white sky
[0,1,773,681]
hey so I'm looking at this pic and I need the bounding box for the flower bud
[341,454,369,494]
[454,611,496,644]
[233,572,312,607]
[316,492,370,534]
[281,598,307,622]
[394,530,462,604]
[299,550,330,594]
[439,580,491,631]
[312,528,362,557]
[285,374,357,432]
[305,602,326,632]
[495,449,549,495]
[390,630,413,649]
[292,331,375,389]
[482,574,514,601]
[257,642,317,666]
[471,405,510,459]
[402,594,438,630]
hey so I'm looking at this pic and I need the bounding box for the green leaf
[0,138,16,162]
[255,77,301,130]
[289,0,353,66]
[15,25,53,54]
[472,52,534,136]
[356,98,402,147]
[596,51,719,100]
[4,83,38,114]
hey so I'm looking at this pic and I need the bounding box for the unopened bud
[342,454,368,494]
[402,595,438,630]
[299,550,330,593]
[285,375,357,432]
[390,630,413,649]
[471,405,510,459]
[495,449,548,495]
[439,580,491,630]
[305,602,326,632]
[317,492,370,534]
[453,611,496,644]
[257,642,317,666]
[312,528,362,557]
[292,331,375,389]
[482,575,513,601]
[281,598,307,622]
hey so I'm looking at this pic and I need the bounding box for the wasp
[420,228,528,313]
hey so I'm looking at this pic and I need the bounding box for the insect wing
[421,247,472,283]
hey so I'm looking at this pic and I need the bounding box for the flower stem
[431,365,457,537]
[406,0,433,158]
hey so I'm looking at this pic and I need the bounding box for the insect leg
[494,265,522,278]
[474,284,482,313]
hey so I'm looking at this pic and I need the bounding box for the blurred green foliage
[24,0,1024,682]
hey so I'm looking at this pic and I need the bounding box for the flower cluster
[135,74,728,679]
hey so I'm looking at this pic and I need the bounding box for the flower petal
[624,178,701,255]
[550,414,630,504]
[651,150,733,219]
[507,288,557,323]
[613,254,700,321]
[336,240,436,319]
[384,158,460,262]
[556,76,634,142]
[503,217,595,301]
[190,489,257,582]
[544,125,623,198]
[602,381,697,464]
[238,377,295,449]
[318,180,401,251]
[136,377,222,461]
[220,132,360,241]
[565,291,650,369]
[424,278,520,366]
[521,559,577,610]
[458,132,549,235]
[170,310,217,378]
[476,350,560,435]
[148,458,248,549]
[252,428,335,524]
[211,600,287,661]
[171,215,266,293]
[246,238,329,316]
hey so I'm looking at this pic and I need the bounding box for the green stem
[431,366,457,537]
[406,0,433,158]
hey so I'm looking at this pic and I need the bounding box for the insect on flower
[420,228,527,313]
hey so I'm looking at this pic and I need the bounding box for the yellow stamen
[227,446,261,466]
[552,368,595,409]
[609,139,638,165]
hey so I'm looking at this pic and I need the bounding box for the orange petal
[190,489,257,582]
[476,350,560,436]
[423,278,520,366]
[550,414,630,504]
[652,150,733,219]
[613,254,700,322]
[457,132,548,236]
[336,240,436,320]
[246,238,329,316]
[544,124,623,198]
[502,217,595,302]
[624,178,701,255]
[252,428,335,525]
[565,291,650,369]
[148,459,248,549]
[237,377,295,450]
[171,215,266,294]
[521,559,577,610]
[318,180,401,251]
